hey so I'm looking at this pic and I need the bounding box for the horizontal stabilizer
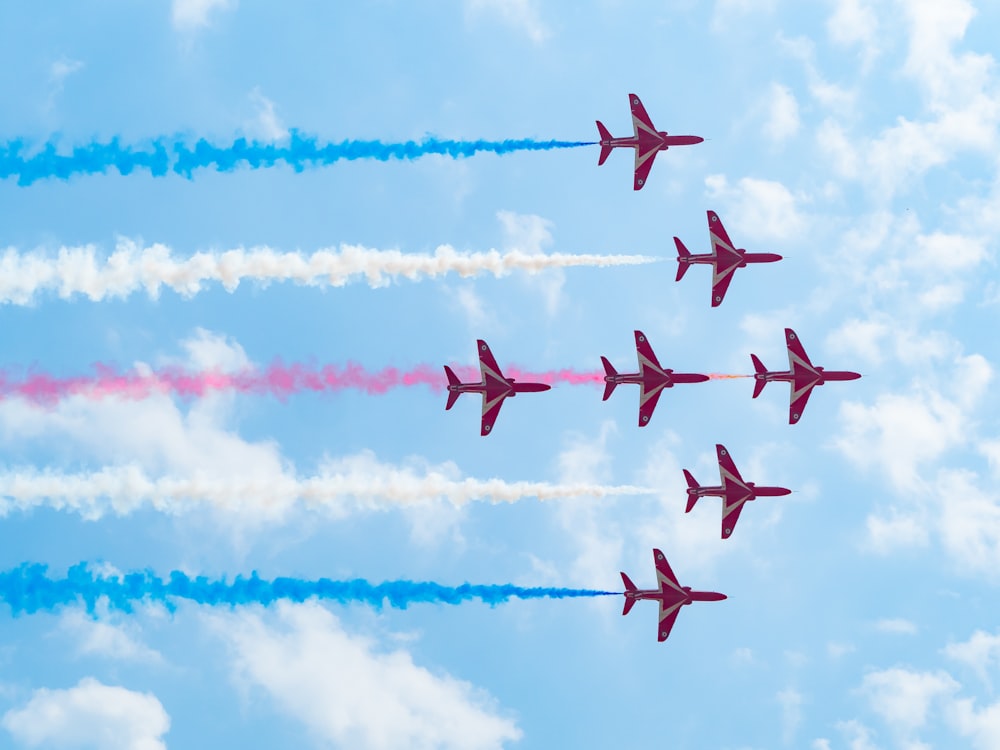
[600,356,618,401]
[673,237,691,281]
[750,355,767,398]
[444,366,461,410]
[596,122,613,165]
[620,571,637,615]
[683,469,699,512]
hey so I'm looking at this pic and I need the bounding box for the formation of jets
[443,327,858,435]
[437,94,861,643]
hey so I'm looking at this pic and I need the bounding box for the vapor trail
[0,362,615,405]
[0,240,656,304]
[0,562,618,615]
[0,463,654,520]
[0,132,596,185]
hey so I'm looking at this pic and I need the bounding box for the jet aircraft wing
[637,387,663,427]
[711,265,738,307]
[657,600,683,642]
[707,211,735,251]
[480,392,505,436]
[477,339,506,384]
[629,93,656,138]
[716,444,745,485]
[788,385,814,425]
[634,330,664,372]
[721,499,748,539]
[785,328,814,369]
[653,548,680,587]
[633,149,657,191]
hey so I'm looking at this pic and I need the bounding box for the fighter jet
[601,330,709,427]
[683,444,791,539]
[621,548,727,642]
[751,328,861,424]
[596,93,704,190]
[674,210,783,306]
[444,340,551,436]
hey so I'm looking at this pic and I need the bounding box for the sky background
[0,1,999,748]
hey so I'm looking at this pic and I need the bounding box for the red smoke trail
[0,362,616,405]
[706,373,751,380]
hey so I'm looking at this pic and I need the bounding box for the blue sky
[1,1,999,748]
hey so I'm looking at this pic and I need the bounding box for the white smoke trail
[0,240,658,304]
[0,461,654,520]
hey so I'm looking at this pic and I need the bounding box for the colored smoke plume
[0,562,618,615]
[0,132,596,185]
[0,241,657,304]
[0,462,654,520]
[0,362,609,405]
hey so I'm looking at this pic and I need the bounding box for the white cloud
[704,174,806,241]
[861,667,959,735]
[948,696,1000,750]
[212,602,521,749]
[245,87,288,142]
[835,381,969,492]
[944,629,1000,689]
[464,0,549,43]
[874,618,918,635]
[171,0,236,30]
[711,0,776,32]
[60,609,163,664]
[827,0,880,70]
[765,83,800,143]
[779,35,856,114]
[2,678,169,750]
[497,210,565,316]
[935,469,1000,577]
[898,0,993,111]
[864,509,930,555]
[777,687,804,744]
[816,0,999,198]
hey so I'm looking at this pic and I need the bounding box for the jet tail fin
[750,355,768,398]
[620,572,637,615]
[596,121,613,165]
[674,237,691,282]
[444,366,461,410]
[683,469,700,513]
[600,356,618,401]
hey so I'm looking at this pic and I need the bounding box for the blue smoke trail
[0,131,596,185]
[0,563,617,615]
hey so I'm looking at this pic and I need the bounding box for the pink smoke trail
[0,362,618,406]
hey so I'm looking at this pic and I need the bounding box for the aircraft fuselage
[624,586,727,607]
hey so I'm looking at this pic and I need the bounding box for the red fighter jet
[683,444,791,539]
[621,548,727,642]
[751,328,862,424]
[674,210,783,306]
[596,93,704,190]
[601,330,709,427]
[444,340,551,436]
